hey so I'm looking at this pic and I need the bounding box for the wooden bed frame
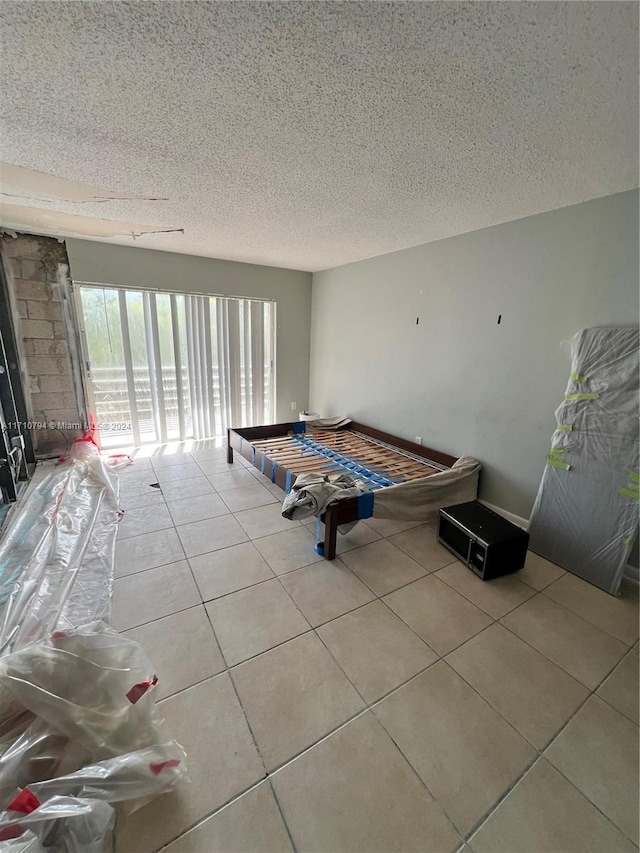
[227,421,457,560]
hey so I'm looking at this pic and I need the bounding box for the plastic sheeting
[529,327,639,595]
[0,446,120,655]
[0,445,188,851]
[372,456,481,521]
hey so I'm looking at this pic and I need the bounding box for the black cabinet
[438,501,529,580]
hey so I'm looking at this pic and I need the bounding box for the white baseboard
[479,500,530,531]
[480,499,638,585]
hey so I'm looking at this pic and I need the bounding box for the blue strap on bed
[291,434,399,489]
[357,491,374,519]
[292,421,306,434]
[314,516,324,555]
[285,470,293,493]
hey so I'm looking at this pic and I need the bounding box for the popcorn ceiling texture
[0,1,637,271]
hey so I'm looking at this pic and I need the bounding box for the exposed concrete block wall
[1,233,85,455]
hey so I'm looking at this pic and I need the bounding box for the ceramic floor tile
[154,462,204,483]
[375,661,535,836]
[264,481,286,500]
[362,517,424,537]
[116,502,174,539]
[197,456,249,474]
[118,476,163,502]
[468,758,637,853]
[271,713,460,853]
[253,526,323,575]
[247,469,274,485]
[123,605,225,700]
[388,524,458,572]
[189,445,228,461]
[115,674,265,853]
[221,483,278,513]
[333,521,381,554]
[384,574,493,656]
[164,782,293,853]
[206,578,310,665]
[340,539,427,595]
[111,560,200,631]
[151,451,194,468]
[543,572,639,645]
[597,646,639,723]
[501,595,628,689]
[545,695,639,844]
[159,475,216,502]
[118,488,166,511]
[235,503,302,540]
[194,444,222,455]
[166,492,230,525]
[190,542,274,601]
[232,632,365,770]
[317,600,437,702]
[176,514,249,558]
[119,456,154,471]
[515,550,565,590]
[208,469,258,491]
[118,466,155,483]
[280,558,375,626]
[115,527,185,578]
[232,453,252,467]
[447,623,589,748]
[436,561,536,618]
[310,520,381,552]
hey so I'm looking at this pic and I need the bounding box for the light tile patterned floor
[112,442,640,853]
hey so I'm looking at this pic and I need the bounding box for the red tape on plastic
[7,789,40,814]
[149,759,181,775]
[126,675,158,704]
[0,824,24,841]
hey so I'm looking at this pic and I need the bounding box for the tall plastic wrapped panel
[529,327,639,595]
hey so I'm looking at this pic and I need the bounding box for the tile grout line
[111,454,638,851]
[538,585,639,646]
[462,637,640,846]
[266,776,299,853]
[498,603,633,687]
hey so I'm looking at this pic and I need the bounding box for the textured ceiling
[0,1,637,271]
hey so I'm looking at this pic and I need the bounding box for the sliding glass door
[77,285,274,447]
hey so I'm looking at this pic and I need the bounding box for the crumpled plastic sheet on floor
[0,443,188,851]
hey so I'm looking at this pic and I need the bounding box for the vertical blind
[78,285,275,445]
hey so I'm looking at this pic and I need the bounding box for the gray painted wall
[310,190,639,518]
[66,239,312,424]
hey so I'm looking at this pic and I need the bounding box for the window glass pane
[125,291,156,443]
[79,286,134,447]
[80,287,276,443]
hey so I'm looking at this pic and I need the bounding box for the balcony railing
[91,365,271,445]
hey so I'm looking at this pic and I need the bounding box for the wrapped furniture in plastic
[529,327,639,595]
[0,443,187,851]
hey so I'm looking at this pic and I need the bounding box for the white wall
[310,190,639,518]
[66,239,312,424]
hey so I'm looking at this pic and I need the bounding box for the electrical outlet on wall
[415,436,422,445]
[291,401,297,411]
